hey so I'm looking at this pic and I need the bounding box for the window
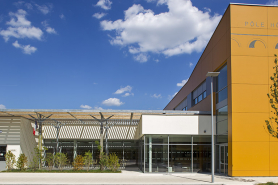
[216,65,227,103]
[192,81,206,106]
[175,98,187,110]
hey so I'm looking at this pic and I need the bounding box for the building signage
[244,21,278,28]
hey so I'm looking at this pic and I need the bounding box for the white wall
[6,145,21,161]
[141,115,199,135]
[140,115,216,137]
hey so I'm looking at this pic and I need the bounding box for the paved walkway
[0,170,278,184]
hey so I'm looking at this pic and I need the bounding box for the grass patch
[257,182,278,185]
[1,169,121,173]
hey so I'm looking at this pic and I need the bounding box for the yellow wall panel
[270,142,278,170]
[270,171,278,176]
[230,5,267,29]
[231,84,269,113]
[232,142,269,171]
[232,170,270,176]
[231,35,268,56]
[231,56,268,84]
[232,113,270,142]
[267,7,278,30]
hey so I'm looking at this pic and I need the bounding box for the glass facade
[144,135,212,173]
[215,64,228,175]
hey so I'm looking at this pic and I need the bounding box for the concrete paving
[0,170,278,185]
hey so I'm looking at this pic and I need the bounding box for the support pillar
[149,136,152,172]
[38,121,42,170]
[73,140,77,160]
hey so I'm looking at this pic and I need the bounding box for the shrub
[16,153,28,171]
[5,150,16,171]
[107,153,120,172]
[83,151,93,171]
[45,153,54,171]
[99,152,108,170]
[72,155,84,171]
[54,153,68,171]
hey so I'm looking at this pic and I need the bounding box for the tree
[266,54,278,138]
[16,153,28,171]
[83,150,93,171]
[72,155,84,171]
[5,150,16,171]
[29,147,45,171]
[54,153,68,171]
[45,153,54,171]
[95,141,107,171]
[107,153,120,172]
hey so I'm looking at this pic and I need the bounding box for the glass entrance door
[219,144,228,175]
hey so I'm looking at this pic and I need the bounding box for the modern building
[0,3,278,176]
[165,3,278,176]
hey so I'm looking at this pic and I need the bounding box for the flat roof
[0,109,210,121]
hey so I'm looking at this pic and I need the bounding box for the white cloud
[189,62,193,67]
[204,7,211,13]
[60,14,65,19]
[114,85,132,94]
[12,40,37,54]
[93,12,107,19]
[96,0,112,10]
[93,106,104,110]
[177,79,188,87]
[25,3,33,10]
[122,92,134,97]
[80,104,92,109]
[101,0,221,61]
[267,0,278,5]
[134,53,148,63]
[102,98,124,106]
[46,27,57,34]
[154,59,159,62]
[168,92,178,100]
[0,104,6,109]
[35,4,52,15]
[0,9,43,42]
[151,94,162,98]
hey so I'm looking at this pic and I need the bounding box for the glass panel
[216,106,228,123]
[170,145,191,172]
[193,145,211,172]
[217,120,228,135]
[145,135,168,144]
[169,135,191,144]
[217,65,227,91]
[203,91,206,99]
[216,135,228,144]
[0,146,6,161]
[152,145,168,172]
[198,94,202,102]
[216,87,228,103]
[193,135,211,144]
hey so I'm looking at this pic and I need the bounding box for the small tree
[84,150,93,171]
[95,141,107,171]
[107,153,120,172]
[45,153,54,171]
[16,153,28,171]
[72,155,84,171]
[99,152,108,170]
[29,147,44,171]
[266,54,278,138]
[54,153,68,171]
[5,150,16,171]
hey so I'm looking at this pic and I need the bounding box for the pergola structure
[0,109,201,152]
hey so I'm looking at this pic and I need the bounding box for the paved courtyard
[0,170,278,185]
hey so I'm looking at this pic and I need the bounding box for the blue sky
[0,0,276,110]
